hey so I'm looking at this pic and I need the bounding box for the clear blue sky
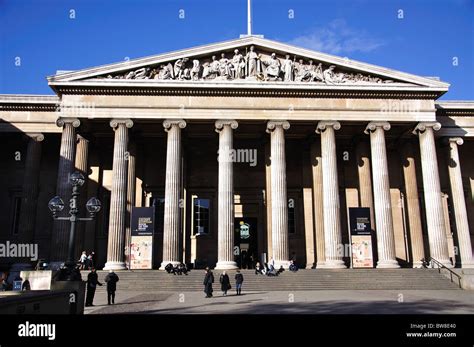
[0,0,473,99]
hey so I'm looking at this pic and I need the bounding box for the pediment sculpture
[97,45,396,85]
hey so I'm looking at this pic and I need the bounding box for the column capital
[364,121,391,134]
[163,119,186,131]
[215,119,238,132]
[76,134,89,143]
[110,119,133,129]
[56,117,80,128]
[266,120,290,133]
[25,133,45,142]
[412,122,441,135]
[316,121,340,134]
[447,137,464,146]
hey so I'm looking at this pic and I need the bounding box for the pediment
[48,36,449,92]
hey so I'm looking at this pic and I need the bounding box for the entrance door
[234,217,258,269]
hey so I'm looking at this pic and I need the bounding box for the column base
[376,259,400,269]
[159,260,181,270]
[459,262,474,269]
[215,261,238,270]
[432,258,454,269]
[412,261,424,269]
[103,261,127,271]
[318,260,347,269]
[316,261,326,268]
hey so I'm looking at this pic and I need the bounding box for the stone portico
[1,36,474,275]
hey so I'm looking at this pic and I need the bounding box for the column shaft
[317,121,346,268]
[267,121,290,268]
[414,122,452,267]
[74,134,89,257]
[447,138,474,268]
[125,142,137,269]
[310,142,325,267]
[215,120,238,269]
[104,119,133,270]
[160,119,186,268]
[356,141,375,226]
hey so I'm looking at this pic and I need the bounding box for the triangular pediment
[48,36,449,92]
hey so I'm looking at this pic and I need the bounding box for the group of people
[78,251,95,270]
[85,268,120,307]
[254,257,298,276]
[164,262,188,275]
[203,268,244,298]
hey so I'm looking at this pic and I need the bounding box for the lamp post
[48,171,101,281]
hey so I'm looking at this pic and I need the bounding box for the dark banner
[131,207,155,236]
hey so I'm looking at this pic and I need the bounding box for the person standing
[219,271,231,296]
[203,267,214,298]
[104,270,119,305]
[235,270,244,295]
[85,268,102,307]
[78,251,87,270]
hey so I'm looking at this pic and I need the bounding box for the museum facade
[1,36,474,271]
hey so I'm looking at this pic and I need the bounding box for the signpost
[349,207,374,268]
[130,207,155,269]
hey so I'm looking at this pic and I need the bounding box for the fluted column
[266,121,290,268]
[104,119,133,270]
[125,141,137,269]
[401,141,425,267]
[74,134,89,257]
[365,122,399,268]
[310,142,325,267]
[51,118,80,262]
[316,121,346,268]
[356,140,375,227]
[413,122,452,267]
[18,133,44,243]
[160,119,186,269]
[447,138,474,268]
[215,120,239,270]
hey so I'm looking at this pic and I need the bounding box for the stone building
[1,36,473,271]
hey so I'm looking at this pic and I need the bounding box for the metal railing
[422,257,462,288]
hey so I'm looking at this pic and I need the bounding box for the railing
[422,257,462,288]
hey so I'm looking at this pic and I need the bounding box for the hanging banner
[349,207,374,268]
[130,207,155,269]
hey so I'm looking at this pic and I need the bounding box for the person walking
[235,270,244,295]
[219,271,231,296]
[203,267,214,298]
[104,270,119,305]
[78,251,87,270]
[85,268,102,307]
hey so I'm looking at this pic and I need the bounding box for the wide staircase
[91,268,461,293]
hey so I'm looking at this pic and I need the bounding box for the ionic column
[266,120,290,268]
[316,121,346,268]
[413,122,452,267]
[18,133,44,243]
[215,120,239,270]
[310,142,325,267]
[51,118,80,262]
[104,119,133,270]
[356,140,375,227]
[447,138,474,268]
[125,141,137,269]
[160,119,186,268]
[401,141,425,267]
[365,122,399,268]
[74,134,89,256]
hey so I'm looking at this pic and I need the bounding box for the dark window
[193,198,210,235]
[288,203,296,234]
[151,197,165,233]
[11,196,22,235]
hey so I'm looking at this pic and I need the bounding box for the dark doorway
[234,217,258,269]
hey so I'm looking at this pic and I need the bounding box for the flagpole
[247,0,252,36]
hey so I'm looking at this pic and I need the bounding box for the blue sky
[0,0,472,99]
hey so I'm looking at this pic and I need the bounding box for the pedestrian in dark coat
[85,268,102,307]
[104,270,119,305]
[235,270,244,295]
[203,267,214,298]
[219,271,231,296]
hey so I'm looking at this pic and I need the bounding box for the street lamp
[48,171,101,280]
